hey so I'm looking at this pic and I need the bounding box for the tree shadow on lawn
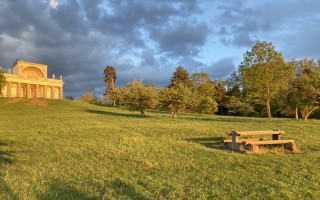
[36,179,96,200]
[0,141,17,200]
[186,137,226,150]
[84,109,152,118]
[104,178,149,200]
[0,143,14,164]
[192,116,254,123]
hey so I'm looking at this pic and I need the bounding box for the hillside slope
[0,98,319,199]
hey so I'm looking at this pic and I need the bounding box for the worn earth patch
[24,99,49,107]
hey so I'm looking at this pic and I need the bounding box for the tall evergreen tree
[104,66,117,104]
[169,66,192,88]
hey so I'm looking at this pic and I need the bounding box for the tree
[104,66,117,105]
[191,72,216,98]
[239,40,294,118]
[160,84,192,118]
[169,66,192,88]
[287,58,320,120]
[196,97,218,115]
[191,72,211,88]
[226,71,242,98]
[224,96,255,116]
[0,67,6,96]
[122,80,159,116]
[65,96,74,100]
[213,80,227,115]
[191,72,218,114]
[111,87,128,106]
[79,88,100,104]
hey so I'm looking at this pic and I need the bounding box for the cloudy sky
[0,0,319,98]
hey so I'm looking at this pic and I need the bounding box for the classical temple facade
[1,60,64,99]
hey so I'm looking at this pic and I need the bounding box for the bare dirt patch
[8,98,27,104]
[24,99,49,107]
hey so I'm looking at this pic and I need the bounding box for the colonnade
[6,81,64,99]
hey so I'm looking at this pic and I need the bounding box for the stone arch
[21,66,45,78]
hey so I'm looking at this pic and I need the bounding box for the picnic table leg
[272,134,279,140]
[246,144,259,153]
[232,131,238,151]
[285,142,297,151]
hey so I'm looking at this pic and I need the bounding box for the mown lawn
[0,98,319,199]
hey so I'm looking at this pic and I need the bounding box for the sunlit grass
[0,98,319,199]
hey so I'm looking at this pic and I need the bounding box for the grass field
[0,98,319,199]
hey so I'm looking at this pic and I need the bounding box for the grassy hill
[0,98,319,199]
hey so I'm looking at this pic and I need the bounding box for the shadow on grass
[37,179,96,200]
[104,178,148,200]
[186,137,225,150]
[192,116,254,123]
[0,143,14,164]
[84,109,152,118]
[0,141,17,200]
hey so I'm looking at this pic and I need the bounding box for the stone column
[27,84,30,98]
[44,85,47,98]
[17,83,21,97]
[60,87,64,99]
[7,82,11,97]
[51,86,55,99]
[35,85,39,98]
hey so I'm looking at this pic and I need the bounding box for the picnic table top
[227,130,285,136]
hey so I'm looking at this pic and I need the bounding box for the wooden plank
[245,139,294,145]
[237,131,285,136]
[223,138,262,143]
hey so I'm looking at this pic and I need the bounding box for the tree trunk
[171,111,177,118]
[295,106,299,120]
[266,83,272,118]
[141,110,146,116]
[302,107,318,121]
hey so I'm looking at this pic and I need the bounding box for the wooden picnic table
[223,130,297,153]
[228,130,285,140]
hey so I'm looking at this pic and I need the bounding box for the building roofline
[13,59,48,67]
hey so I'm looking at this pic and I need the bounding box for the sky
[0,0,320,98]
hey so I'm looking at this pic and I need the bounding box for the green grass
[0,98,319,199]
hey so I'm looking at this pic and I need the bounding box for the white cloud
[49,0,58,9]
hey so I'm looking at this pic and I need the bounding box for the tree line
[102,41,320,120]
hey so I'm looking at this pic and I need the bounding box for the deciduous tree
[191,72,218,115]
[79,88,100,104]
[213,80,227,115]
[223,96,255,116]
[160,84,192,118]
[287,58,320,120]
[111,87,128,106]
[240,41,294,118]
[122,80,159,116]
[196,97,218,115]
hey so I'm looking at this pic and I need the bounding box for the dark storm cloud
[151,21,209,56]
[1,0,319,98]
[0,0,211,98]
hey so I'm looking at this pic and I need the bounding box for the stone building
[0,60,64,99]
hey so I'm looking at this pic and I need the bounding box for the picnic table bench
[222,130,297,153]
